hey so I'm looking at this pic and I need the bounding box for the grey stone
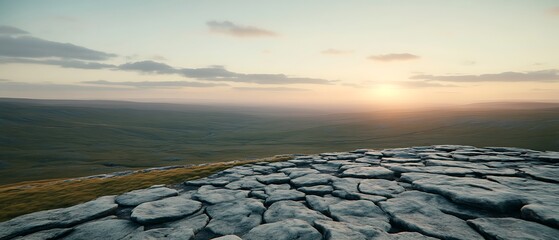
[521,165,559,183]
[290,173,333,187]
[339,163,371,171]
[249,190,268,200]
[521,204,559,228]
[358,179,405,197]
[210,235,242,240]
[251,165,276,174]
[468,217,559,240]
[332,177,361,192]
[411,174,526,212]
[264,184,291,194]
[268,161,296,168]
[298,185,333,195]
[379,196,482,240]
[244,219,322,240]
[13,228,73,240]
[355,157,381,164]
[331,190,361,200]
[205,198,265,236]
[122,227,194,240]
[530,151,559,162]
[310,163,339,171]
[116,186,178,207]
[264,200,331,224]
[192,186,249,204]
[0,196,117,240]
[305,195,343,214]
[382,157,422,163]
[160,213,209,234]
[256,173,290,184]
[64,219,140,240]
[265,189,306,205]
[328,200,390,231]
[314,220,382,240]
[225,176,266,190]
[184,177,235,187]
[384,165,473,176]
[131,196,202,224]
[467,155,525,162]
[355,193,387,202]
[393,191,496,219]
[279,168,319,178]
[340,167,394,179]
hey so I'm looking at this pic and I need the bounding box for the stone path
[1,145,558,240]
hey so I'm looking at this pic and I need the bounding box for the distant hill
[1,98,558,184]
[462,101,559,110]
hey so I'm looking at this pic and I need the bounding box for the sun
[368,84,405,107]
[373,84,400,99]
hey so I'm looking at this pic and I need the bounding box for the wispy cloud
[0,25,29,36]
[0,26,116,60]
[118,61,176,74]
[118,62,335,85]
[233,87,309,91]
[411,69,559,82]
[0,79,129,92]
[368,53,419,62]
[207,21,277,37]
[82,80,227,88]
[321,49,353,55]
[0,58,116,69]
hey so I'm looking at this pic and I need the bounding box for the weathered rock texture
[1,145,558,240]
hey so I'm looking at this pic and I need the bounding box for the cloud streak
[0,35,117,60]
[0,25,29,35]
[0,58,117,69]
[233,87,309,92]
[411,69,559,82]
[0,79,129,92]
[82,80,227,88]
[368,53,419,62]
[207,21,277,37]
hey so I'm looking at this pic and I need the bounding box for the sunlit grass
[0,155,292,222]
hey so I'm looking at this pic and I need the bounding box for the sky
[0,0,558,110]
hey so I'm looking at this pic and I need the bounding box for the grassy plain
[1,98,558,185]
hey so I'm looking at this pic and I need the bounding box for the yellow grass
[0,155,292,222]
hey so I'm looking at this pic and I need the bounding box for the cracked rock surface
[1,145,558,239]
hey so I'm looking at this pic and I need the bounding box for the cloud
[321,49,353,55]
[0,25,29,36]
[177,65,333,84]
[82,80,227,88]
[207,21,277,37]
[0,79,129,92]
[0,57,116,69]
[233,87,309,91]
[118,60,176,74]
[368,53,420,62]
[411,69,559,82]
[0,35,117,60]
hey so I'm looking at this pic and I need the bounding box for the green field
[1,98,558,185]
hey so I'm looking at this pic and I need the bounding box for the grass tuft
[0,155,292,222]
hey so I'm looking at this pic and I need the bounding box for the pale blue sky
[0,0,558,108]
